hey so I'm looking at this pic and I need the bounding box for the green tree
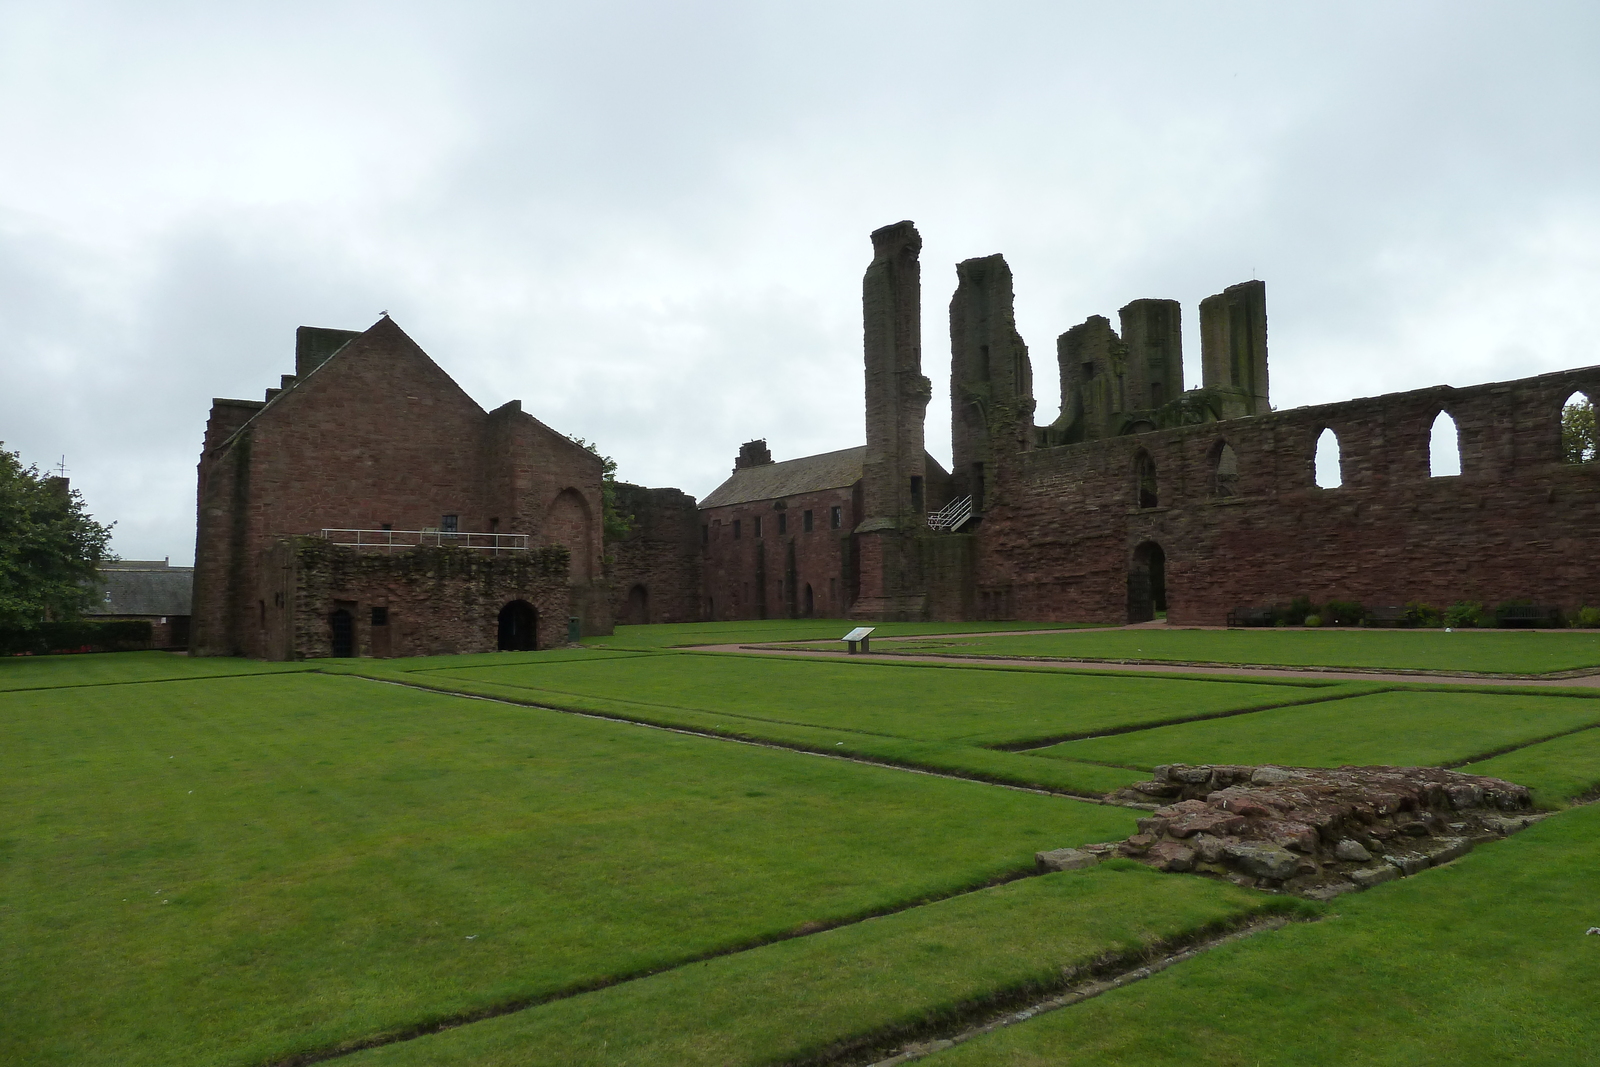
[0,445,115,629]
[1562,396,1596,463]
[566,437,635,542]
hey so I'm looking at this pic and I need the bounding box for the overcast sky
[2,1,1597,564]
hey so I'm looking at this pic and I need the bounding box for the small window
[371,607,389,626]
[489,517,500,533]
[701,524,709,544]
[803,509,814,533]
[1429,411,1461,477]
[441,514,459,533]
[733,519,742,540]
[1314,428,1343,488]
[380,522,392,531]
[1212,441,1239,498]
[1134,451,1158,508]
[754,516,762,538]
[778,512,788,535]
[1561,391,1595,463]
[1081,361,1094,380]
[910,476,924,512]
[830,506,841,529]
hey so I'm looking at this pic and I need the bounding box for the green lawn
[1038,689,1600,772]
[1,671,1137,1067]
[584,618,1093,649]
[1463,725,1600,807]
[348,864,1307,1067]
[929,803,1600,1067]
[880,627,1600,675]
[415,652,1329,747]
[0,649,310,691]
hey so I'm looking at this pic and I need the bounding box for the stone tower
[853,220,932,619]
[1200,280,1269,418]
[950,253,1034,512]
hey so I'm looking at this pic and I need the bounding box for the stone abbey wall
[978,365,1600,625]
[608,483,704,625]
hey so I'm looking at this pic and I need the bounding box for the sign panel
[842,626,875,642]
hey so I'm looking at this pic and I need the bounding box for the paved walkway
[683,635,1600,689]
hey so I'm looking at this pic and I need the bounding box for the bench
[1494,605,1562,628]
[1365,605,1409,628]
[1226,607,1278,628]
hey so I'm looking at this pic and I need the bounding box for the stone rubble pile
[1037,764,1540,899]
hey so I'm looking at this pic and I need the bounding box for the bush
[1444,601,1489,629]
[0,620,152,656]
[1577,606,1600,628]
[1404,602,1444,628]
[1282,596,1318,627]
[1303,614,1323,628]
[1322,599,1366,627]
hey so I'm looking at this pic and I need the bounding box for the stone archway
[497,600,538,651]
[626,584,649,625]
[1128,541,1167,623]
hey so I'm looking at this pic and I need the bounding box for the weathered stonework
[607,483,703,625]
[1099,763,1538,899]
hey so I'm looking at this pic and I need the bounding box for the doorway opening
[329,608,354,658]
[498,600,538,651]
[1127,542,1167,623]
[626,584,649,625]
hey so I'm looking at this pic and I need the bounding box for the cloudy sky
[2,1,1597,563]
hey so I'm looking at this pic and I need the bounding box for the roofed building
[87,559,194,650]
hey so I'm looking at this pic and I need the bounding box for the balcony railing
[318,529,529,553]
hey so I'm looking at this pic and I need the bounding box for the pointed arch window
[1429,411,1461,477]
[1314,428,1343,489]
[1211,441,1239,498]
[1134,450,1159,508]
[1561,390,1595,464]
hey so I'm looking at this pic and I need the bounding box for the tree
[565,437,635,542]
[0,445,115,629]
[1562,396,1596,464]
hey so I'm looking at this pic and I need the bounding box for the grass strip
[353,667,1147,797]
[0,650,312,691]
[877,628,1600,675]
[341,863,1312,1067]
[581,619,1094,650]
[928,802,1600,1067]
[1038,690,1600,771]
[1460,725,1600,808]
[404,651,1327,747]
[1,671,1137,1067]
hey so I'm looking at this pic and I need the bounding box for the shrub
[1322,599,1366,627]
[0,620,152,656]
[1404,602,1444,628]
[1577,606,1600,628]
[1282,596,1317,626]
[1445,601,1488,628]
[1303,614,1323,628]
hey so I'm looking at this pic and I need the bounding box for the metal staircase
[926,495,976,532]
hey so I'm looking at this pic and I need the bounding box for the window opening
[910,476,924,513]
[701,524,709,544]
[733,519,741,540]
[803,509,813,533]
[830,506,841,529]
[1561,391,1596,463]
[489,517,499,533]
[803,583,814,617]
[1429,411,1461,477]
[778,512,787,535]
[380,523,392,531]
[1314,429,1343,488]
[371,607,388,626]
[1212,442,1239,498]
[1134,451,1159,509]
[754,516,762,537]
[441,514,459,533]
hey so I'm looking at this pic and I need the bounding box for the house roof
[700,446,867,509]
[87,565,194,617]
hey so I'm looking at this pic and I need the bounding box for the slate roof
[699,446,867,509]
[87,564,194,617]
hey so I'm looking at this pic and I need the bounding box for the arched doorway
[498,600,538,651]
[329,609,354,657]
[1128,542,1167,623]
[626,584,649,625]
[803,583,814,617]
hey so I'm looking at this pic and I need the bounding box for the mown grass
[930,803,1600,1067]
[0,649,310,691]
[0,671,1137,1067]
[1463,725,1600,807]
[1037,689,1600,771]
[347,864,1310,1067]
[413,652,1332,747]
[880,627,1600,674]
[583,618,1092,649]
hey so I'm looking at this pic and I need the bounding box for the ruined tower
[1052,299,1184,444]
[950,253,1034,512]
[1119,298,1184,413]
[1200,280,1269,418]
[854,220,933,619]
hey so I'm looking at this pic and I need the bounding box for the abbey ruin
[192,222,1600,657]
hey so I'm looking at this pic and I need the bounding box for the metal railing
[927,496,976,532]
[318,529,529,553]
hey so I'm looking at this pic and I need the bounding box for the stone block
[1427,837,1473,865]
[1385,853,1429,876]
[1036,847,1102,872]
[1334,839,1373,862]
[1222,843,1299,880]
[1350,865,1399,888]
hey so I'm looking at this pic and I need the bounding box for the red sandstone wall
[608,483,703,625]
[701,485,858,620]
[976,365,1600,624]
